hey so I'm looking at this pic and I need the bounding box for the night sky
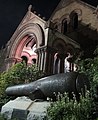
[0,0,98,48]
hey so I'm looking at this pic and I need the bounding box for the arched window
[32,58,36,64]
[21,56,28,65]
[53,53,60,74]
[53,22,58,30]
[72,13,78,29]
[61,19,67,34]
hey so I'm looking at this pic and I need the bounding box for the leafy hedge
[77,57,98,100]
[47,91,95,120]
[0,62,45,108]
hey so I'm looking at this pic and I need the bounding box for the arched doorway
[53,53,60,74]
[52,39,67,74]
[14,33,37,66]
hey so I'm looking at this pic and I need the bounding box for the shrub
[47,92,96,120]
[77,57,98,100]
[0,62,45,108]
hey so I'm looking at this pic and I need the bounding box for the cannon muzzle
[6,83,34,96]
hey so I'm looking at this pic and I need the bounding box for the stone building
[0,0,98,75]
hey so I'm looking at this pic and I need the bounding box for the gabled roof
[49,0,97,20]
[0,0,97,49]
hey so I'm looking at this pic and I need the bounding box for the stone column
[50,52,56,74]
[45,51,51,75]
[35,46,47,72]
[60,58,64,73]
[67,57,75,72]
[35,49,41,70]
[59,54,66,73]
[42,48,47,72]
[40,50,43,70]
[45,47,57,75]
[36,50,39,68]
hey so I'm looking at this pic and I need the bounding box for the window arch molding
[69,9,82,20]
[66,44,75,55]
[14,33,37,59]
[69,11,78,29]
[60,14,70,24]
[8,23,44,58]
[61,18,68,34]
[69,9,82,30]
[60,14,70,33]
[52,38,67,54]
[52,19,59,31]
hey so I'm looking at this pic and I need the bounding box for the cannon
[6,72,90,100]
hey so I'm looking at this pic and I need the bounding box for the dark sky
[0,0,97,48]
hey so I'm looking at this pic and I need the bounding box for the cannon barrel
[6,72,90,100]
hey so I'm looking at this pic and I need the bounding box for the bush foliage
[77,57,98,100]
[0,62,45,107]
[47,92,95,120]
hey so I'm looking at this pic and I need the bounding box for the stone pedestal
[1,97,50,120]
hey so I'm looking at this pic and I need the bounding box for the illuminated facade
[1,0,98,75]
